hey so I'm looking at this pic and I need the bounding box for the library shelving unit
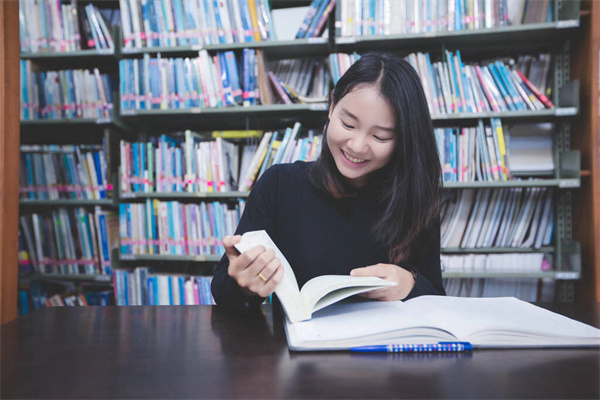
[114,0,584,302]
[11,0,598,312]
[18,19,124,309]
[331,0,584,298]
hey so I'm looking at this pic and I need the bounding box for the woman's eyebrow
[341,108,395,133]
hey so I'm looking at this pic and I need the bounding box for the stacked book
[20,60,114,120]
[294,0,336,38]
[20,144,110,200]
[119,199,244,257]
[119,123,322,194]
[269,58,330,104]
[336,0,553,37]
[114,267,215,306]
[440,187,554,249]
[18,207,118,275]
[19,0,115,53]
[119,0,274,49]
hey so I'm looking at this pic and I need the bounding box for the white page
[405,296,600,346]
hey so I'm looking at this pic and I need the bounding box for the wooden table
[2,303,599,399]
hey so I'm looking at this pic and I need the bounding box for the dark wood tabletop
[1,302,599,399]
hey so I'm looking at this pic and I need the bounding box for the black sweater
[211,161,445,309]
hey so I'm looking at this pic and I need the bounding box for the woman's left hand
[350,263,416,301]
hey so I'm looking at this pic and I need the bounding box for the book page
[235,230,308,322]
[300,275,396,314]
[406,296,600,346]
[285,301,456,351]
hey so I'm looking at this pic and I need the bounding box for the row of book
[329,51,554,116]
[119,49,329,111]
[20,60,114,120]
[269,58,329,104]
[120,49,252,110]
[18,281,113,315]
[436,121,555,183]
[436,118,511,182]
[120,0,274,50]
[114,267,215,306]
[336,0,553,37]
[443,277,553,302]
[119,123,322,193]
[119,199,244,256]
[18,207,118,275]
[407,50,554,115]
[20,144,110,200]
[440,187,554,249]
[441,252,551,273]
[19,0,115,53]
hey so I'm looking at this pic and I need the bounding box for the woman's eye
[373,135,391,142]
[341,120,354,129]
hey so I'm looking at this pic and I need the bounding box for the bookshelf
[3,0,598,315]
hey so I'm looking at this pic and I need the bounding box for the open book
[234,230,396,323]
[284,295,600,351]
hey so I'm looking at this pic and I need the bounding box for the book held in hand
[234,230,396,323]
[284,295,600,351]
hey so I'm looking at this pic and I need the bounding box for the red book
[516,70,554,108]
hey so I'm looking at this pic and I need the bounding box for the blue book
[455,51,473,113]
[97,212,111,275]
[167,201,176,254]
[93,152,106,199]
[496,62,526,111]
[218,52,234,106]
[446,52,463,113]
[149,58,160,109]
[487,64,516,111]
[202,276,213,304]
[174,58,186,108]
[296,0,324,38]
[305,0,331,38]
[167,59,178,109]
[119,61,128,112]
[132,141,140,192]
[119,204,128,254]
[239,0,254,42]
[172,0,188,46]
[224,51,242,104]
[212,0,227,43]
[178,276,186,305]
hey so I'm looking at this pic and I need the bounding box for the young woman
[211,53,445,310]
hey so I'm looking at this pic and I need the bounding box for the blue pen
[350,342,473,353]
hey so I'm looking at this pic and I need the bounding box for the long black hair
[310,52,442,263]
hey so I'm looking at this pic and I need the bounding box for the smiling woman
[212,53,444,310]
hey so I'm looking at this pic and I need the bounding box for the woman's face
[327,84,397,187]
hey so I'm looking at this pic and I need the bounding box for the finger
[223,235,242,260]
[237,248,275,282]
[359,287,390,299]
[257,256,281,282]
[256,265,284,298]
[351,264,390,278]
[228,245,267,280]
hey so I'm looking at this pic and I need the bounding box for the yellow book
[211,130,263,139]
[247,0,262,41]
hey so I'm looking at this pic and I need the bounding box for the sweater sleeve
[211,167,279,310]
[401,218,446,300]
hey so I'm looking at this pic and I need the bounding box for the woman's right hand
[223,235,284,298]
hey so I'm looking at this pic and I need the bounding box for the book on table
[234,230,396,323]
[284,295,600,351]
